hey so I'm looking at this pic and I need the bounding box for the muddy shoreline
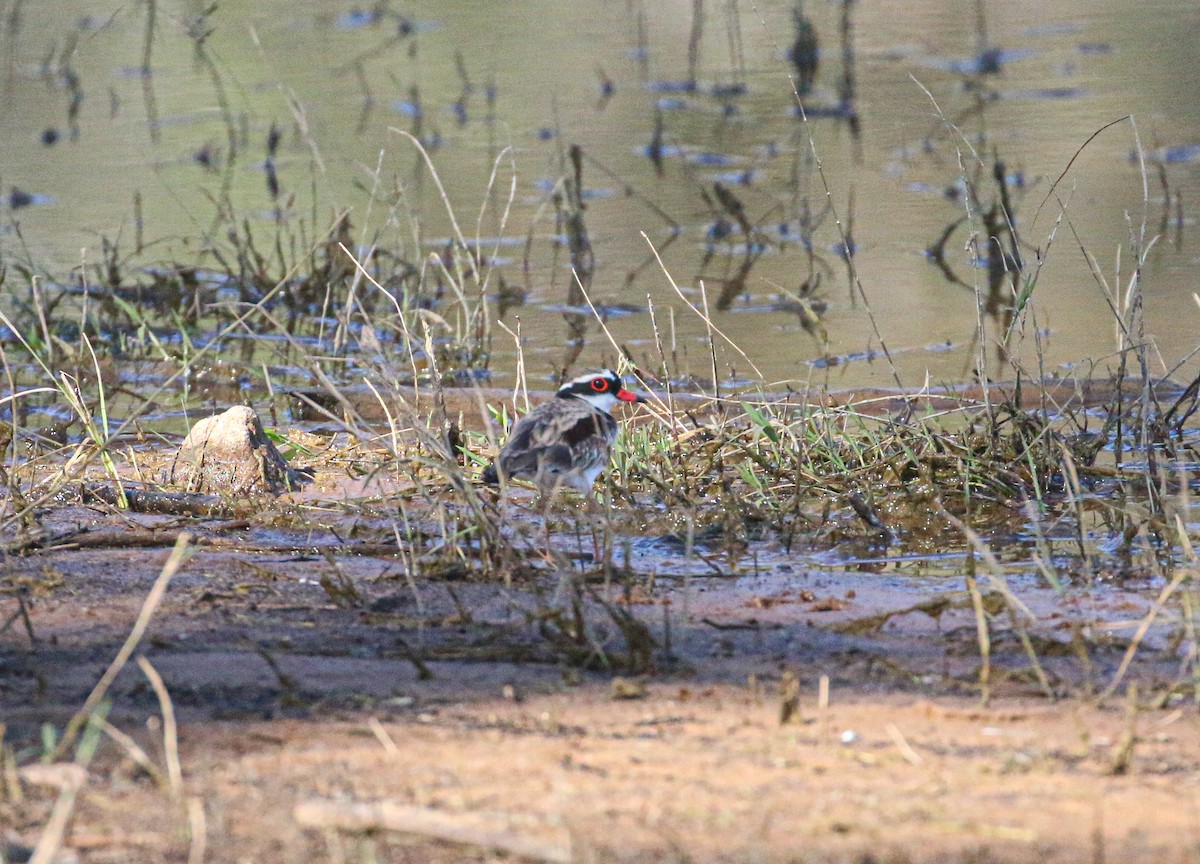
[3,490,1194,862]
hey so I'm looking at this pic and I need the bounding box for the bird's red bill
[616,388,642,403]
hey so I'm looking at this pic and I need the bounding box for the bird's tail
[481,462,499,485]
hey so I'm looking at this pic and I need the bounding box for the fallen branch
[78,483,235,517]
[293,799,572,864]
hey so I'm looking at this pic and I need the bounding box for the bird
[482,369,644,495]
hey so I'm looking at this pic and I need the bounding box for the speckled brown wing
[492,399,618,492]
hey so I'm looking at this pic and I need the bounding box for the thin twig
[137,655,184,799]
[52,532,193,761]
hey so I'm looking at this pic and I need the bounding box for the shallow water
[1,0,1199,393]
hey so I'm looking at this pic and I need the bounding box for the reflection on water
[1,0,1198,390]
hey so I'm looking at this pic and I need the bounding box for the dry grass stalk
[136,656,184,800]
[52,532,194,760]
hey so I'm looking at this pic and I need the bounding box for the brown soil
[2,501,1198,864]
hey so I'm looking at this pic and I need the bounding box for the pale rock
[169,405,293,496]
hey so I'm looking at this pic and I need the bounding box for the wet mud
[2,474,1196,863]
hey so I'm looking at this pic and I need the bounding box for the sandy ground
[2,505,1199,863]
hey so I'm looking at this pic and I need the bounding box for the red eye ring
[591,377,609,392]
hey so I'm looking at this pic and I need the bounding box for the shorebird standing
[482,369,644,495]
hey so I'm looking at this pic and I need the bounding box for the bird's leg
[587,490,604,566]
[591,514,601,566]
[538,491,554,563]
[538,483,571,564]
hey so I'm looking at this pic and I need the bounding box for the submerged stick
[1100,515,1195,700]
